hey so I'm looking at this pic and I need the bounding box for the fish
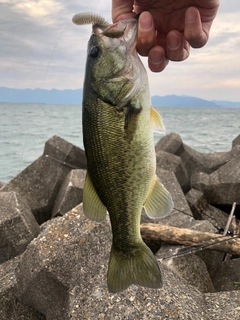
[72,12,174,293]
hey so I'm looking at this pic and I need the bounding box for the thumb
[112,0,135,22]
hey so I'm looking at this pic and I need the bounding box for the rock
[0,181,5,189]
[156,219,217,293]
[156,150,189,192]
[186,188,229,232]
[202,145,240,173]
[67,264,207,320]
[1,135,86,224]
[52,169,86,217]
[180,144,209,179]
[44,135,87,170]
[155,132,184,155]
[15,206,213,319]
[16,205,102,319]
[0,257,45,320]
[232,133,240,148]
[196,249,225,280]
[156,134,240,183]
[212,258,240,292]
[191,154,240,210]
[204,291,240,320]
[0,191,40,263]
[159,253,215,293]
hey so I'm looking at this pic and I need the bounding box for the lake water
[1,102,240,183]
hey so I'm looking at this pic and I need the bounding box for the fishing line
[18,22,71,177]
[158,234,240,261]
[173,206,222,232]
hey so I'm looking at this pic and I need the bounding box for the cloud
[0,0,240,101]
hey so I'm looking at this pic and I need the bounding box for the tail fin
[107,241,163,293]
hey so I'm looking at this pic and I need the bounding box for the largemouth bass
[72,12,173,293]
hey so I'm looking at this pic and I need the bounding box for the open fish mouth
[72,12,139,51]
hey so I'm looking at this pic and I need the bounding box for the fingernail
[168,34,180,50]
[140,12,153,30]
[185,8,198,23]
[149,48,163,64]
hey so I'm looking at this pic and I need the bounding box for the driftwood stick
[140,223,240,256]
[223,202,236,236]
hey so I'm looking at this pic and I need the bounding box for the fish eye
[89,46,100,58]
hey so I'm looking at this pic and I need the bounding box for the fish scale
[73,12,174,293]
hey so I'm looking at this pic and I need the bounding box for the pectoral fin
[83,173,107,222]
[143,175,173,218]
[150,107,166,134]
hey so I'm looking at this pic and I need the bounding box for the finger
[184,7,209,48]
[166,31,190,61]
[148,46,169,73]
[112,0,134,22]
[137,12,156,56]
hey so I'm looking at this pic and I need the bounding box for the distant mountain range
[0,87,239,108]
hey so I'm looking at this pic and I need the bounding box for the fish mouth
[93,16,139,52]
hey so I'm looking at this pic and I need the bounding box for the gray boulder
[0,256,45,320]
[191,154,240,206]
[15,204,238,320]
[202,145,240,173]
[232,133,240,148]
[0,191,40,263]
[212,258,240,292]
[155,132,184,155]
[2,135,86,224]
[156,219,217,293]
[44,135,87,170]
[0,181,5,189]
[52,169,86,217]
[155,133,240,184]
[186,188,229,231]
[204,291,240,320]
[156,150,189,192]
[159,253,215,293]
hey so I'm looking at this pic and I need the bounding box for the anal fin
[83,172,107,222]
[143,175,174,218]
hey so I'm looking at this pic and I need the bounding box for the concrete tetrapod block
[0,191,40,263]
[185,188,229,231]
[156,150,189,192]
[0,257,45,320]
[2,135,86,224]
[204,291,240,320]
[155,132,184,155]
[0,181,5,189]
[202,145,240,173]
[179,143,209,178]
[43,135,87,170]
[232,133,240,148]
[211,258,240,292]
[15,204,240,319]
[156,219,217,294]
[52,169,86,217]
[191,154,240,207]
[156,134,209,178]
[16,204,108,319]
[67,263,207,320]
[158,253,215,293]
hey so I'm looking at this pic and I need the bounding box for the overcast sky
[1,0,240,102]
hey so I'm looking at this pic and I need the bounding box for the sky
[1,0,240,102]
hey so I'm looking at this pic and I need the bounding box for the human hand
[112,0,219,72]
